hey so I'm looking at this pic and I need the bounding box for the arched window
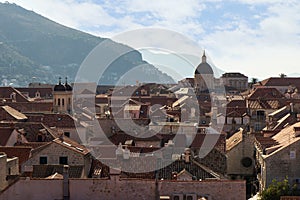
[35,91,40,98]
[58,98,61,106]
[62,99,65,106]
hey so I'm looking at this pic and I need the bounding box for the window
[59,156,68,165]
[64,132,70,137]
[257,110,265,121]
[172,194,183,200]
[241,157,252,168]
[58,98,61,106]
[40,156,47,164]
[37,135,43,142]
[62,98,65,106]
[290,150,296,159]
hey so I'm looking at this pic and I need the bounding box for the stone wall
[0,154,7,191]
[0,176,246,200]
[0,178,62,200]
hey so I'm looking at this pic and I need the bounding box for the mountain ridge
[0,2,175,86]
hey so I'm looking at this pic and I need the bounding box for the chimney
[123,146,130,160]
[184,148,191,163]
[290,102,294,113]
[115,143,123,159]
[294,127,300,137]
[63,165,69,200]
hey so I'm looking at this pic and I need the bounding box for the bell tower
[53,77,73,113]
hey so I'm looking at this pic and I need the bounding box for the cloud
[200,1,300,79]
[1,0,300,79]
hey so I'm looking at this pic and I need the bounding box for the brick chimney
[63,165,69,200]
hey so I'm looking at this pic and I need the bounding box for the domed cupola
[64,77,72,91]
[54,77,66,91]
[195,50,214,75]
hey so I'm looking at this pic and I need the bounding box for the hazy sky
[2,0,300,80]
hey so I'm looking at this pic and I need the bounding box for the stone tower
[53,77,73,113]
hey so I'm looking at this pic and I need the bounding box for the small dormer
[184,148,192,163]
[10,92,16,102]
[35,91,40,98]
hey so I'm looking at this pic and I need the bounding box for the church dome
[54,78,66,91]
[194,51,213,75]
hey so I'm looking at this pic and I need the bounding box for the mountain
[0,2,175,86]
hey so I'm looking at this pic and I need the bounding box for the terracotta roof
[15,142,48,149]
[109,132,161,146]
[226,109,248,117]
[27,113,77,128]
[264,122,300,157]
[0,105,28,120]
[248,99,282,109]
[0,127,15,146]
[157,159,219,180]
[190,133,226,153]
[227,99,246,108]
[248,87,285,100]
[30,142,52,156]
[0,87,29,102]
[255,136,278,152]
[0,146,31,166]
[98,156,158,173]
[53,136,90,155]
[259,77,300,88]
[4,102,53,113]
[6,122,58,142]
[226,128,243,151]
[16,87,53,99]
[177,168,194,178]
[32,165,84,178]
[89,158,109,178]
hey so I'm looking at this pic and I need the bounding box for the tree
[279,73,287,78]
[260,177,299,200]
[251,78,258,84]
[250,78,258,89]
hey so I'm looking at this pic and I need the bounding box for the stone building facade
[255,122,300,192]
[226,128,256,178]
[22,137,92,178]
[221,72,248,92]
